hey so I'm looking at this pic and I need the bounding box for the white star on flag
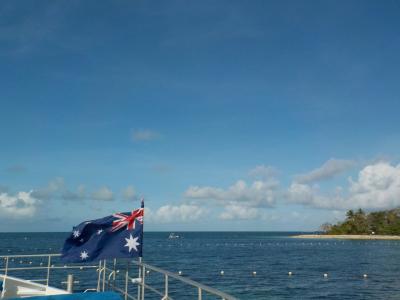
[124,234,140,253]
[80,250,89,260]
[72,230,80,238]
[97,229,103,235]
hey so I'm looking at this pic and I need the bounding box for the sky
[1,0,400,232]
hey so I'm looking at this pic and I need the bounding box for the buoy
[220,270,224,276]
[178,271,182,275]
[40,262,43,266]
[252,271,257,276]
[146,270,150,275]
[323,273,328,278]
[131,278,141,284]
[363,274,368,278]
[288,272,292,276]
[29,261,32,265]
[116,270,120,273]
[80,267,83,270]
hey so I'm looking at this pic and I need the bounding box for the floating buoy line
[1,256,372,282]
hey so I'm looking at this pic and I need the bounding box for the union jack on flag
[112,203,144,232]
[61,199,144,263]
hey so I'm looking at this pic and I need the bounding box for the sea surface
[1,232,400,299]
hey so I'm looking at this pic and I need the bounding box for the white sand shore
[293,234,400,240]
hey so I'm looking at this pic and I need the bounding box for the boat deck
[1,254,237,300]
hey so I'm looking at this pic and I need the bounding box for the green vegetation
[320,209,400,235]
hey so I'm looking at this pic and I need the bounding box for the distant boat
[168,233,180,239]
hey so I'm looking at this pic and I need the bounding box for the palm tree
[346,210,355,220]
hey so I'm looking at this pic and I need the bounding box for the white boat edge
[0,274,68,299]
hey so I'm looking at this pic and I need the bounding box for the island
[293,208,400,240]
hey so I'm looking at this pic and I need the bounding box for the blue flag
[61,201,144,263]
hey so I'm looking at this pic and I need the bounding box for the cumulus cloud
[132,129,160,142]
[219,204,260,220]
[288,182,339,209]
[288,162,400,210]
[295,158,356,184]
[347,162,400,209]
[185,173,281,221]
[122,185,136,201]
[147,204,206,223]
[92,187,114,201]
[31,178,87,201]
[185,179,279,207]
[32,177,65,200]
[0,191,39,217]
[61,185,86,201]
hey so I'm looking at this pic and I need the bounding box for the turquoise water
[1,232,400,299]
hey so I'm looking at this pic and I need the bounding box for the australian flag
[61,200,144,263]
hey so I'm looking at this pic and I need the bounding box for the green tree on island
[322,208,400,235]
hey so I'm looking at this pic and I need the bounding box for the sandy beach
[292,234,400,240]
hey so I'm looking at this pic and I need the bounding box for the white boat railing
[0,254,238,300]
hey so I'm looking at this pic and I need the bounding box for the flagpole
[138,197,144,300]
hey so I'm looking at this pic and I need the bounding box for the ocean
[1,232,400,299]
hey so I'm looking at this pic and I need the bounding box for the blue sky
[1,0,400,231]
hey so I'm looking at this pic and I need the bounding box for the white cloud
[347,162,400,209]
[219,204,260,220]
[295,158,356,184]
[288,162,400,210]
[61,185,86,201]
[147,204,206,223]
[185,179,279,207]
[31,178,87,201]
[122,185,136,201]
[184,167,282,221]
[92,187,114,201]
[0,191,39,218]
[288,182,339,209]
[32,177,65,200]
[132,129,160,142]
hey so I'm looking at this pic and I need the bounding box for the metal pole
[102,260,107,292]
[124,260,130,300]
[198,287,202,300]
[4,257,9,277]
[164,274,168,299]
[97,260,102,292]
[112,258,117,290]
[141,265,145,300]
[46,256,52,286]
[137,257,142,300]
[67,274,74,293]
